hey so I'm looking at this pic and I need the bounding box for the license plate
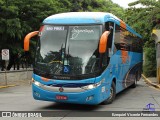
[56,95,68,100]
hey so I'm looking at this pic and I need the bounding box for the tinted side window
[114,24,142,53]
[115,25,131,51]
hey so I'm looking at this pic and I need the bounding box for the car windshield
[34,25,102,79]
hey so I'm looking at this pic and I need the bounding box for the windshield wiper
[34,67,50,77]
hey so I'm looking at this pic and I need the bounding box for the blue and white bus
[24,12,143,105]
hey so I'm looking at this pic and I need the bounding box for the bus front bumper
[32,82,110,105]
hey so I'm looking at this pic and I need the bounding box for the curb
[0,85,17,89]
[141,74,160,89]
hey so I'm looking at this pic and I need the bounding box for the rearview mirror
[99,31,110,53]
[24,31,39,51]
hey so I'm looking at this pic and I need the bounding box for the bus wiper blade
[34,67,50,77]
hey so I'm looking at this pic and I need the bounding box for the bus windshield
[34,25,102,79]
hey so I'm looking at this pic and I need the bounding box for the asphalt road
[0,78,160,120]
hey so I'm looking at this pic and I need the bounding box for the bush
[143,46,156,77]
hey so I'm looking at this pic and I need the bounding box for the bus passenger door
[104,22,114,64]
[114,24,131,92]
[105,22,127,92]
[104,22,119,90]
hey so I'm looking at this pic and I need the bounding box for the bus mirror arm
[24,31,39,51]
[99,31,110,53]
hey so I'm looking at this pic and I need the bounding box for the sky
[111,0,141,8]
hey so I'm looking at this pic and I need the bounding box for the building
[152,29,160,84]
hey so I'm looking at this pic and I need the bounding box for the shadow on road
[114,83,145,103]
[39,102,101,111]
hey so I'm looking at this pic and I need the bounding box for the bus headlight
[34,81,42,87]
[81,79,105,90]
[32,78,42,87]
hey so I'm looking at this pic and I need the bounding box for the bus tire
[131,73,138,88]
[102,81,116,104]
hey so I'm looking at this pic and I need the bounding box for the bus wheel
[131,73,138,88]
[102,81,116,104]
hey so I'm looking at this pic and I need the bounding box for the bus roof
[43,12,142,38]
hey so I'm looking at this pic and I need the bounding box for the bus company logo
[143,103,155,112]
[59,87,64,92]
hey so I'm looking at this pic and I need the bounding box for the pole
[4,61,7,86]
[5,0,8,86]
[156,42,160,84]
[157,67,160,84]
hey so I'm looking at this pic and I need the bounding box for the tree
[126,0,160,77]
[0,0,64,70]
[67,0,125,20]
[126,0,160,41]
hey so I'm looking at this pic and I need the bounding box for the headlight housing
[81,78,105,90]
[32,78,42,87]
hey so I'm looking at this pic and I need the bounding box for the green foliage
[126,0,160,77]
[126,0,160,41]
[0,0,53,48]
[143,39,156,77]
[67,0,125,20]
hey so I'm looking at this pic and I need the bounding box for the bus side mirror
[99,31,110,53]
[24,31,39,51]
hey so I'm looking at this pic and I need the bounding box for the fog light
[34,91,40,97]
[86,95,94,101]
